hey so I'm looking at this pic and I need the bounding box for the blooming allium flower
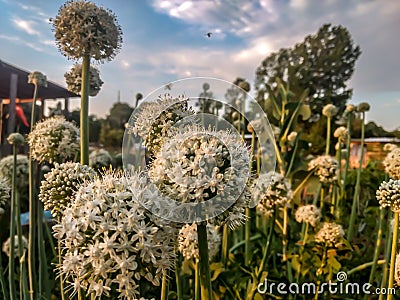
[333,126,349,141]
[52,0,123,62]
[53,171,176,299]
[39,162,96,221]
[322,104,338,118]
[129,94,194,158]
[295,205,321,227]
[7,132,25,145]
[0,155,29,191]
[2,235,28,257]
[345,104,355,113]
[148,125,251,228]
[178,223,221,261]
[27,116,80,164]
[28,71,47,87]
[376,179,400,212]
[254,172,292,218]
[0,177,10,210]
[287,131,298,144]
[89,149,113,171]
[315,222,344,247]
[65,63,103,96]
[308,155,338,184]
[395,252,400,286]
[383,148,400,180]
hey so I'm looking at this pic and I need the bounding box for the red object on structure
[15,105,29,127]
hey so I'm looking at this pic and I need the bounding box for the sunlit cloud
[12,17,40,36]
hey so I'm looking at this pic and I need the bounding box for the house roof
[0,59,78,100]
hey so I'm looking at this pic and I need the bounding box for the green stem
[221,225,229,267]
[347,111,365,241]
[16,190,28,300]
[0,246,9,300]
[293,172,313,198]
[368,208,385,285]
[80,54,90,165]
[28,83,38,300]
[195,261,200,300]
[296,222,309,282]
[9,144,17,300]
[347,260,386,276]
[325,116,331,155]
[161,271,169,300]
[286,135,299,176]
[343,114,352,190]
[388,211,398,300]
[245,207,251,266]
[229,234,262,253]
[197,223,212,300]
[379,209,393,300]
[58,239,66,300]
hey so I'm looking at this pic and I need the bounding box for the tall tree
[255,23,361,120]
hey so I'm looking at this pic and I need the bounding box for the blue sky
[0,0,399,130]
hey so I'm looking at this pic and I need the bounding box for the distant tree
[255,23,361,119]
[69,109,102,143]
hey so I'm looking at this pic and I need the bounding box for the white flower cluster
[178,223,221,261]
[383,148,400,180]
[148,126,251,228]
[295,205,321,227]
[27,116,80,164]
[0,155,29,191]
[39,162,96,221]
[65,63,103,96]
[383,143,398,152]
[315,222,344,247]
[0,177,10,210]
[129,94,194,158]
[89,149,113,171]
[2,235,28,258]
[376,179,400,212]
[308,155,338,184]
[52,0,123,61]
[53,171,175,299]
[254,172,292,218]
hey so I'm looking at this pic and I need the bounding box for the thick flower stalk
[322,104,338,155]
[52,0,123,165]
[89,148,113,171]
[129,94,194,159]
[27,116,80,164]
[65,63,103,96]
[383,148,400,180]
[254,172,292,218]
[53,171,175,299]
[308,155,339,184]
[39,162,95,221]
[178,223,221,261]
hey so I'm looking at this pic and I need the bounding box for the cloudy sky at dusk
[0,0,399,130]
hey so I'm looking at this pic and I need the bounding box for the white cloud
[12,17,40,36]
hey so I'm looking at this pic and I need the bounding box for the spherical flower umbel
[383,143,398,152]
[0,155,29,191]
[129,94,194,158]
[178,223,221,261]
[315,222,344,247]
[52,0,123,62]
[148,125,251,228]
[0,177,11,210]
[2,235,28,258]
[383,148,400,180]
[39,162,96,221]
[28,71,47,87]
[376,179,400,212]
[89,148,113,171]
[65,63,103,96]
[322,104,338,118]
[295,204,321,227]
[356,102,370,113]
[27,116,80,164]
[7,133,25,146]
[308,155,339,184]
[254,172,292,218]
[53,171,176,299]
